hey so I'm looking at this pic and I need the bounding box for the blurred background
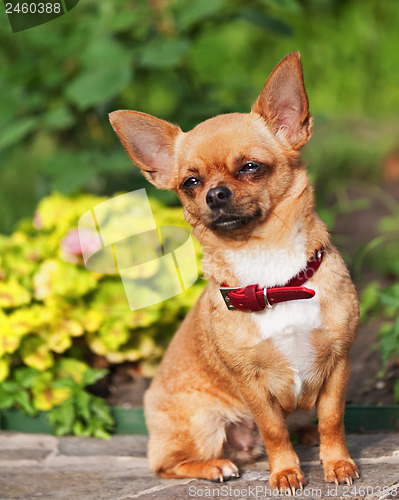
[1,0,399,231]
[0,0,399,435]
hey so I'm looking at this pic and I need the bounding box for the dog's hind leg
[160,458,239,482]
[144,390,244,481]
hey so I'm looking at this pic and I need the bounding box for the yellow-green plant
[0,192,204,434]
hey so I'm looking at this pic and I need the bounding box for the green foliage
[358,187,399,402]
[360,282,399,402]
[1,0,399,412]
[49,368,114,438]
[359,282,380,324]
[0,191,205,434]
[0,363,114,438]
[1,0,399,233]
[0,0,296,233]
[0,368,37,416]
[315,184,371,232]
[356,222,399,280]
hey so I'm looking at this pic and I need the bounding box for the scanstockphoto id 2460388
[5,0,79,32]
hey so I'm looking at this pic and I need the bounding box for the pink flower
[61,228,101,263]
[33,211,43,230]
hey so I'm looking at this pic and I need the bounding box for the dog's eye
[182,177,201,189]
[238,162,260,174]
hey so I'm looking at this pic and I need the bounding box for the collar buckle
[263,288,273,309]
[219,286,241,310]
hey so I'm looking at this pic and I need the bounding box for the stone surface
[0,432,398,499]
[58,435,148,458]
[293,433,399,463]
[0,448,51,461]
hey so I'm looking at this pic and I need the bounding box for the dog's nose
[206,186,232,209]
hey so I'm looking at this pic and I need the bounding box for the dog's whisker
[270,209,288,228]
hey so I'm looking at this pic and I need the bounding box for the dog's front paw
[323,459,360,486]
[270,467,307,495]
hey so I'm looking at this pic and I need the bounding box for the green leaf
[20,336,54,371]
[239,8,293,35]
[315,207,335,230]
[258,0,301,14]
[51,376,76,389]
[359,281,381,321]
[379,286,399,309]
[0,117,39,151]
[0,357,10,383]
[55,359,89,384]
[99,320,130,352]
[48,398,76,436]
[14,390,37,416]
[68,37,133,115]
[45,153,96,194]
[65,65,131,110]
[93,428,111,440]
[378,213,399,233]
[43,106,75,131]
[380,334,397,368]
[80,368,109,388]
[72,419,87,437]
[0,389,15,409]
[79,38,131,69]
[379,317,399,367]
[14,367,40,389]
[0,279,31,308]
[138,38,190,69]
[174,0,225,31]
[0,87,23,129]
[76,391,91,423]
[394,380,399,404]
[0,381,19,392]
[33,259,99,301]
[90,397,114,427]
[392,316,399,339]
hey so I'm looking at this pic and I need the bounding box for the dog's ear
[251,51,313,150]
[109,110,182,190]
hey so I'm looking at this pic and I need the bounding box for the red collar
[220,249,324,312]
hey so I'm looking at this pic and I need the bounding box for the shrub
[0,192,204,435]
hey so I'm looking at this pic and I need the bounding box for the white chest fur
[225,236,321,401]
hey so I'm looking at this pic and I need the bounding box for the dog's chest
[226,241,321,400]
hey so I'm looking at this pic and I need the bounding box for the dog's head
[110,52,313,243]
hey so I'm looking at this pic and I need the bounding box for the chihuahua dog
[110,52,359,494]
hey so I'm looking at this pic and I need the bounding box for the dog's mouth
[207,207,263,233]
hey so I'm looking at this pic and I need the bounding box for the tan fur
[110,52,359,494]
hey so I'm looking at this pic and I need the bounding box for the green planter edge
[0,405,398,436]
